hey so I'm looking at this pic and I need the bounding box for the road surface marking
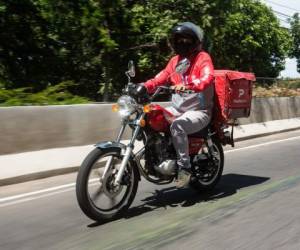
[225,135,300,154]
[0,187,75,208]
[1,135,300,206]
[0,178,100,203]
[0,182,75,202]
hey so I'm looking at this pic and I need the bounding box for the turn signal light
[143,104,152,113]
[139,119,146,127]
[112,104,119,112]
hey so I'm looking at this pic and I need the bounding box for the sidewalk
[1,118,300,186]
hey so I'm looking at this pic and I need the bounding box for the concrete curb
[0,167,80,186]
[1,118,300,186]
[234,126,300,142]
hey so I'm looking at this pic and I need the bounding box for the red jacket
[144,51,215,114]
[144,51,214,93]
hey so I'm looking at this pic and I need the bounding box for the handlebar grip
[171,89,195,94]
[158,86,195,94]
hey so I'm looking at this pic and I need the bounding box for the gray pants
[168,109,211,170]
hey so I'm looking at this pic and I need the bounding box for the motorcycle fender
[94,141,141,181]
[95,141,126,154]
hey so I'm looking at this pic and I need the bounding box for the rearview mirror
[127,60,136,78]
[175,58,190,75]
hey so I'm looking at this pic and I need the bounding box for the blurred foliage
[289,13,300,73]
[210,0,292,77]
[0,81,90,106]
[253,78,300,97]
[277,78,300,89]
[0,0,294,104]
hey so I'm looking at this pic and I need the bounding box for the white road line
[1,135,300,206]
[0,183,75,203]
[0,187,75,208]
[0,182,100,207]
[0,178,99,203]
[225,135,300,154]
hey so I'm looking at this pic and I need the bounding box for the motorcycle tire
[76,148,139,222]
[190,136,224,191]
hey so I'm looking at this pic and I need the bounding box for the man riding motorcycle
[76,21,255,222]
[141,22,215,188]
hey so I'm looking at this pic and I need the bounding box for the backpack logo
[238,89,245,98]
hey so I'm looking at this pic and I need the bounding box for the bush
[277,78,300,89]
[0,81,90,106]
[253,83,300,97]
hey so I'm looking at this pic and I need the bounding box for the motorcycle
[76,59,229,222]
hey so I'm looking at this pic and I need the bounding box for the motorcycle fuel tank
[146,104,174,132]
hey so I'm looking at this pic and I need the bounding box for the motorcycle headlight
[117,95,138,118]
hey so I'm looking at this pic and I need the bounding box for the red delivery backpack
[213,70,256,145]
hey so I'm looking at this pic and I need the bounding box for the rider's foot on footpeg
[175,169,191,188]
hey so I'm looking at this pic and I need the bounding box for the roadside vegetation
[0,82,90,106]
[1,0,300,105]
[1,78,299,106]
[253,79,300,97]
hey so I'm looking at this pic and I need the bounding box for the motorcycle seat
[189,124,210,138]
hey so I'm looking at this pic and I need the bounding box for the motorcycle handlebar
[134,84,195,103]
[158,86,195,94]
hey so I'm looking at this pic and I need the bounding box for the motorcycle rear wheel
[76,148,139,222]
[190,137,224,191]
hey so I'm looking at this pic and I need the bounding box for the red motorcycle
[76,59,254,222]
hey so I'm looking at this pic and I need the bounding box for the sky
[261,0,300,78]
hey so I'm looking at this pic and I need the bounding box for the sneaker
[175,169,191,188]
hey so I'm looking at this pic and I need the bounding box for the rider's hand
[135,84,147,96]
[171,84,187,93]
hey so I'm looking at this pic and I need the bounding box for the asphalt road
[1,130,300,250]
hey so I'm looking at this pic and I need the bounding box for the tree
[26,0,106,98]
[0,0,56,89]
[0,0,294,103]
[129,0,213,80]
[289,13,300,73]
[208,0,292,77]
[129,0,292,80]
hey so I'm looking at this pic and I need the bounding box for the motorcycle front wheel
[76,148,139,222]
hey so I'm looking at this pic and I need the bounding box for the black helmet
[170,22,204,57]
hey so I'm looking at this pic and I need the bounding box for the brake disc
[101,168,124,198]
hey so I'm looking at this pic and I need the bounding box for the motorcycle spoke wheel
[87,154,134,212]
[190,137,224,191]
[76,148,139,222]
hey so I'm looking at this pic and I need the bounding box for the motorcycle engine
[145,134,177,176]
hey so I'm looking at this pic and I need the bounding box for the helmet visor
[175,36,194,45]
[171,34,196,56]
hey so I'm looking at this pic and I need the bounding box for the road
[1,130,300,250]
